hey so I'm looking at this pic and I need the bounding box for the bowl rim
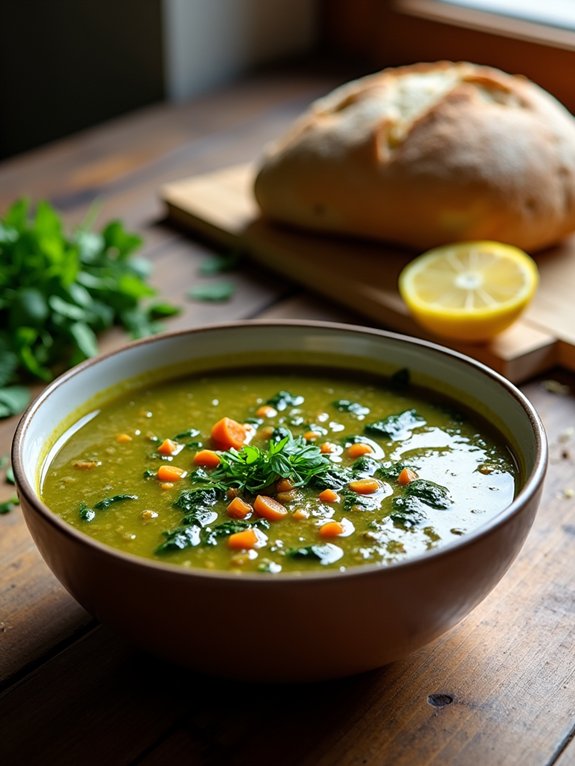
[12,319,548,584]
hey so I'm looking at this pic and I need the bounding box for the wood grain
[162,164,568,383]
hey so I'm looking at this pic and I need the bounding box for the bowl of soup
[12,321,547,682]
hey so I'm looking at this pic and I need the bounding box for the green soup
[41,366,518,574]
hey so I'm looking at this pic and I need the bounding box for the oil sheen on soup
[41,367,518,574]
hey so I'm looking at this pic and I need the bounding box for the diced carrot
[320,442,336,454]
[256,404,277,418]
[348,478,380,494]
[116,433,133,444]
[253,494,288,521]
[211,417,246,451]
[397,467,418,486]
[292,508,309,520]
[276,490,296,504]
[227,497,253,519]
[319,488,340,503]
[227,528,259,550]
[193,449,221,468]
[156,465,186,482]
[346,442,373,459]
[276,477,295,493]
[157,438,179,456]
[303,431,318,441]
[319,521,344,538]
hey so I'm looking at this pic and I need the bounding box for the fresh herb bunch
[0,199,179,417]
[209,432,334,494]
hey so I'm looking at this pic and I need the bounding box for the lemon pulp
[398,241,539,343]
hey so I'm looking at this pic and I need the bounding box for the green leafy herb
[210,432,334,493]
[173,487,221,518]
[93,494,138,510]
[5,465,15,485]
[204,519,270,547]
[332,399,370,417]
[403,479,452,509]
[79,502,96,522]
[0,199,180,418]
[389,479,451,530]
[80,494,137,521]
[376,461,412,480]
[187,281,235,302]
[0,496,19,515]
[266,391,304,411]
[342,489,380,513]
[198,251,242,275]
[351,455,380,477]
[0,387,31,418]
[364,409,425,440]
[285,543,343,565]
[156,525,202,553]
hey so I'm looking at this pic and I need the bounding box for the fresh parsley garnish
[210,432,334,493]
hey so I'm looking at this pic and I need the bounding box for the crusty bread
[253,62,575,252]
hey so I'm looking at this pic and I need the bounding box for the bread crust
[253,62,575,251]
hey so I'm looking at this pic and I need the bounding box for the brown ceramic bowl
[12,321,547,682]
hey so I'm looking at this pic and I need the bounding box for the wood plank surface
[1,63,575,766]
[162,163,571,384]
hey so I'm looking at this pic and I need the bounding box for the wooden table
[1,63,574,766]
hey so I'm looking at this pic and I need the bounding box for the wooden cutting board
[162,163,575,383]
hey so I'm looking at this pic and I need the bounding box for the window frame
[322,0,575,111]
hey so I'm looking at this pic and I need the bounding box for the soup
[41,366,517,574]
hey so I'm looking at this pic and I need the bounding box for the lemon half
[398,241,539,343]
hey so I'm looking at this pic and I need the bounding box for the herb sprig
[210,432,334,494]
[0,199,180,417]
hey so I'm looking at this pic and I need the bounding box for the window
[323,0,575,111]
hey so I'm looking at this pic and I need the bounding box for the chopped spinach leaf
[364,409,426,440]
[266,391,304,411]
[202,518,269,547]
[285,543,343,565]
[376,461,411,480]
[332,399,370,417]
[93,494,138,510]
[156,524,202,553]
[342,489,380,513]
[404,479,452,509]
[173,487,222,513]
[351,455,379,477]
[79,502,96,522]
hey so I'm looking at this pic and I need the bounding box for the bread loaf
[253,62,575,252]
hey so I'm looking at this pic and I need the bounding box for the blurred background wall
[0,0,320,160]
